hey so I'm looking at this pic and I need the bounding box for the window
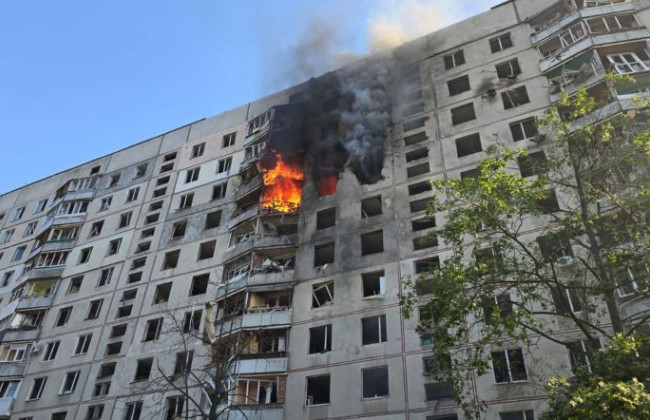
[500,410,534,420]
[135,241,150,253]
[537,234,572,263]
[178,193,193,209]
[410,197,429,213]
[131,257,146,270]
[171,220,187,239]
[447,75,471,96]
[502,86,530,110]
[403,117,427,132]
[24,221,37,237]
[444,50,465,70]
[491,348,527,383]
[551,286,583,314]
[455,133,482,157]
[108,174,121,188]
[191,143,205,158]
[316,208,336,230]
[362,271,386,297]
[118,211,132,228]
[160,163,174,173]
[305,375,330,405]
[185,167,200,183]
[89,221,104,237]
[98,267,114,286]
[116,306,130,319]
[183,309,202,333]
[99,196,112,211]
[190,274,209,296]
[35,199,48,213]
[98,362,116,379]
[309,325,332,354]
[362,314,387,345]
[407,162,430,178]
[51,413,67,420]
[152,187,166,198]
[362,366,389,399]
[145,213,159,224]
[496,58,522,79]
[312,281,334,308]
[141,227,155,238]
[153,282,172,304]
[614,261,648,297]
[56,307,72,327]
[60,371,79,394]
[518,151,547,177]
[87,299,103,320]
[483,293,513,325]
[404,131,428,146]
[124,401,143,420]
[74,334,92,355]
[510,118,538,142]
[149,201,163,211]
[405,147,428,162]
[173,351,194,375]
[128,272,143,283]
[28,377,47,400]
[222,132,236,148]
[110,324,127,338]
[87,405,105,419]
[412,217,436,232]
[566,339,601,373]
[538,189,560,214]
[212,182,227,200]
[143,318,163,341]
[361,195,382,218]
[12,246,25,261]
[204,210,222,229]
[107,238,122,255]
[125,187,140,202]
[0,229,14,244]
[451,103,476,125]
[156,176,170,188]
[408,181,432,196]
[134,164,148,178]
[1,271,12,287]
[607,52,650,74]
[414,234,438,250]
[361,230,384,255]
[198,240,216,260]
[133,358,153,382]
[106,342,122,356]
[403,102,424,117]
[121,289,137,302]
[217,157,232,174]
[43,341,60,361]
[162,250,180,269]
[490,33,513,53]
[164,152,177,162]
[165,396,185,420]
[314,242,335,266]
[11,206,25,221]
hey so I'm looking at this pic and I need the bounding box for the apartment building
[0,0,648,419]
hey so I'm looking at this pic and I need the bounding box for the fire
[260,152,304,212]
[318,175,338,197]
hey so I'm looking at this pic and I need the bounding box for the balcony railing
[216,307,292,335]
[225,405,283,420]
[234,356,288,375]
[224,234,298,262]
[0,397,14,417]
[16,295,54,311]
[0,362,25,378]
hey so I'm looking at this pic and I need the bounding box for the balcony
[63,189,94,201]
[23,266,65,281]
[224,234,298,262]
[248,270,295,287]
[0,397,14,417]
[227,405,283,420]
[547,51,606,102]
[235,355,288,375]
[234,176,263,201]
[16,295,54,311]
[0,363,25,378]
[228,206,260,230]
[40,238,76,253]
[216,307,292,335]
[244,123,271,147]
[2,329,39,342]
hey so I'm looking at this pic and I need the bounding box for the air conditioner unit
[306,396,314,406]
[556,256,574,267]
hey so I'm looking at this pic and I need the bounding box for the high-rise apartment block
[1,0,649,418]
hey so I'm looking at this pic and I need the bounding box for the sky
[0,0,502,194]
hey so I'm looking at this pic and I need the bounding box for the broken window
[496,58,522,79]
[405,147,428,162]
[222,132,236,148]
[305,375,330,406]
[116,305,133,318]
[153,282,172,304]
[156,176,170,186]
[451,103,476,125]
[447,75,471,96]
[60,370,79,394]
[491,348,527,383]
[173,351,194,375]
[361,195,382,218]
[128,272,143,283]
[425,381,454,401]
[362,314,387,345]
[145,213,160,225]
[133,358,153,382]
[135,241,150,253]
[107,238,121,255]
[510,118,538,142]
[362,366,389,399]
[152,187,166,198]
[362,271,386,297]
[23,221,37,237]
[410,197,430,213]
[309,325,332,354]
[191,143,205,159]
[518,151,547,177]
[28,377,47,400]
[412,216,436,232]
[183,310,202,333]
[566,339,601,373]
[134,164,148,178]
[162,250,180,270]
[316,208,336,229]
[190,274,209,296]
[68,276,83,294]
[217,157,232,174]
[404,131,428,146]
[118,211,132,228]
[455,133,482,157]
[92,381,110,397]
[131,257,146,270]
[143,318,163,341]
[444,50,465,70]
[312,281,334,308]
[43,341,60,361]
[408,181,432,196]
[314,242,335,267]
[502,86,530,110]
[121,289,137,302]
[413,235,438,250]
[55,307,72,327]
[407,162,430,178]
[403,102,424,117]
[204,210,222,229]
[160,163,174,173]
[105,342,122,356]
[74,334,92,355]
[78,247,92,264]
[185,167,200,183]
[87,299,103,320]
[490,33,513,53]
[460,168,480,179]
[97,267,114,287]
[164,152,177,162]
[125,187,140,202]
[98,196,112,212]
[148,201,163,212]
[403,117,427,132]
[361,230,384,255]
[178,193,193,210]
[211,182,228,200]
[89,221,104,237]
[110,324,127,338]
[198,240,216,260]
[108,173,121,188]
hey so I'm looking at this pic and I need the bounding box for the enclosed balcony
[218,250,295,299]
[229,375,285,420]
[224,216,299,262]
[215,290,293,336]
[547,50,606,101]
[54,176,99,202]
[244,110,273,146]
[0,396,14,417]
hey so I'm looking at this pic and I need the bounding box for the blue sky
[0,0,500,194]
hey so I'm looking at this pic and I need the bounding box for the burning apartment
[0,0,649,419]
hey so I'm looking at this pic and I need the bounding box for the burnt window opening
[408,181,432,196]
[444,50,465,70]
[403,117,427,132]
[133,358,153,382]
[361,230,384,255]
[410,198,430,213]
[414,235,439,250]
[362,366,389,399]
[362,314,387,345]
[405,148,429,162]
[362,270,386,297]
[190,274,209,296]
[483,293,514,325]
[403,103,425,117]
[496,58,522,79]
[312,281,334,308]
[455,133,482,157]
[316,208,336,230]
[204,210,222,229]
[110,324,127,338]
[502,86,530,110]
[510,118,538,142]
[490,33,513,53]
[361,195,382,218]
[153,282,172,304]
[162,250,180,270]
[143,318,163,341]
[106,342,122,355]
[198,240,216,260]
[407,162,430,179]
[314,242,335,267]
[460,168,481,179]
[309,324,332,354]
[538,189,560,214]
[412,217,436,232]
[451,103,476,125]
[306,375,330,406]
[404,131,428,146]
[317,176,338,197]
[171,221,187,239]
[518,151,547,177]
[447,75,471,96]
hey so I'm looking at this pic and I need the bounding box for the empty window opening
[362,271,386,297]
[153,187,166,198]
[414,235,439,250]
[174,351,194,375]
[145,213,160,224]
[309,325,332,354]
[404,131,428,146]
[134,164,148,178]
[447,75,471,96]
[106,342,122,355]
[212,182,228,200]
[361,230,384,255]
[143,318,163,341]
[496,58,522,79]
[198,240,216,260]
[361,196,382,218]
[133,358,153,382]
[403,117,427,132]
[110,324,127,338]
[160,163,174,173]
[408,181,432,196]
[89,221,104,237]
[107,239,121,255]
[502,86,530,109]
[116,305,133,318]
[314,242,335,267]
[412,217,436,232]
[190,274,209,296]
[362,366,389,399]
[153,282,172,304]
[128,272,143,283]
[518,151,547,177]
[312,281,334,308]
[163,250,180,270]
[121,289,137,302]
[362,314,387,345]
[87,299,103,319]
[204,210,222,229]
[68,277,83,294]
[407,162,430,178]
[306,375,330,406]
[149,201,163,211]
[178,193,193,210]
[131,257,146,270]
[490,33,513,53]
[538,189,560,214]
[451,103,476,125]
[455,133,482,157]
[415,257,440,274]
[405,148,428,163]
[156,176,170,186]
[164,152,177,161]
[410,198,430,213]
[118,212,132,228]
[108,174,120,188]
[316,208,336,229]
[183,309,202,333]
[135,241,151,253]
[56,307,72,327]
[78,247,92,264]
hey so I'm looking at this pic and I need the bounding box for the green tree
[403,84,650,417]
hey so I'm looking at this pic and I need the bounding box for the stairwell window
[490,33,513,53]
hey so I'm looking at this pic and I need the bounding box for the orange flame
[261,153,304,212]
[318,175,338,197]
